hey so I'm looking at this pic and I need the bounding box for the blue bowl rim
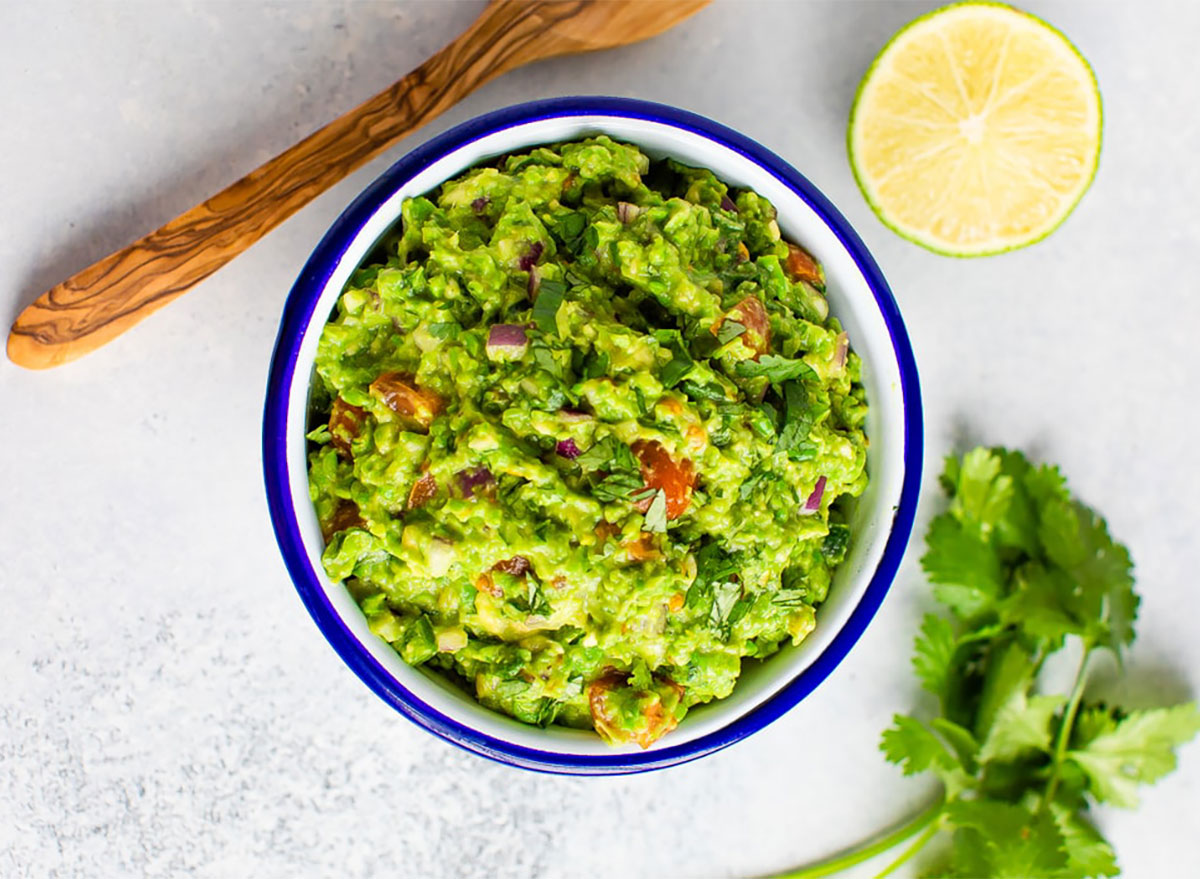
[262,96,923,775]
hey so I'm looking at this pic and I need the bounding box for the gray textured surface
[2,1,1198,877]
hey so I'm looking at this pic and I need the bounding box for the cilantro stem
[763,795,945,879]
[874,817,942,879]
[1042,645,1093,809]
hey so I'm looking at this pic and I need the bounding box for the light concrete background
[1,1,1197,877]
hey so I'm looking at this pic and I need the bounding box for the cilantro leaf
[738,466,769,502]
[507,574,551,617]
[582,349,610,380]
[591,471,646,503]
[930,717,980,771]
[1067,703,1200,808]
[881,714,958,776]
[991,448,1040,553]
[686,542,740,626]
[679,379,727,402]
[973,640,1035,745]
[550,211,587,253]
[1071,703,1119,746]
[1023,460,1070,509]
[707,579,749,640]
[1048,803,1120,878]
[577,437,650,504]
[735,354,815,384]
[716,319,746,344]
[1038,498,1139,659]
[820,522,851,564]
[944,800,1068,879]
[775,379,827,460]
[920,512,1005,617]
[653,328,693,388]
[529,340,565,381]
[948,447,1014,541]
[426,320,460,340]
[660,353,692,388]
[575,436,625,473]
[978,687,1064,764]
[1003,562,1088,647]
[912,613,957,700]
[642,489,668,533]
[531,279,565,334]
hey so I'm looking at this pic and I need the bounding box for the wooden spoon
[7,0,709,369]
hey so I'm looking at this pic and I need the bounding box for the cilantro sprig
[773,446,1200,879]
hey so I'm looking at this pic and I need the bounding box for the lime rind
[847,1,1103,258]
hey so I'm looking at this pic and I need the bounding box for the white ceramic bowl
[263,97,922,774]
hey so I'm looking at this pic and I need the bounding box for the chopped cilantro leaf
[680,379,727,402]
[716,319,746,344]
[775,379,825,459]
[736,354,815,384]
[820,522,851,564]
[531,280,565,334]
[642,489,668,533]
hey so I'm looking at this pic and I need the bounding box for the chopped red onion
[720,194,738,213]
[518,240,544,272]
[556,438,582,459]
[486,324,529,358]
[527,265,540,296]
[471,196,490,215]
[803,476,826,514]
[616,202,640,224]
[831,332,849,374]
[457,466,496,499]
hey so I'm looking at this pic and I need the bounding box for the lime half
[848,2,1103,257]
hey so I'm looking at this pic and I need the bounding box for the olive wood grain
[8,0,708,369]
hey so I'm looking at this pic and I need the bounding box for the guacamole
[306,137,869,747]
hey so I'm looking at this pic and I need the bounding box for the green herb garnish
[717,319,747,344]
[531,279,565,334]
[642,489,669,533]
[577,437,653,505]
[736,353,815,384]
[773,446,1200,879]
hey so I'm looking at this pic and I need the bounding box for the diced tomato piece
[668,592,685,613]
[728,295,771,356]
[632,440,695,520]
[784,242,824,287]
[474,572,502,598]
[407,473,438,510]
[492,556,531,576]
[594,521,621,544]
[322,500,363,541]
[623,532,661,562]
[588,670,685,749]
[369,372,444,431]
[328,398,366,458]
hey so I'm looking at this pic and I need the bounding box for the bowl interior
[281,114,909,758]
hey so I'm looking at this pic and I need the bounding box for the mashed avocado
[306,136,869,747]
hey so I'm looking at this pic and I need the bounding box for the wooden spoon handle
[7,0,551,369]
